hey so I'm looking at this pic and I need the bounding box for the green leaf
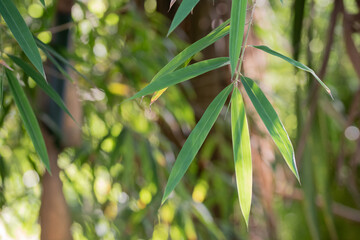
[150,20,229,102]
[5,69,50,172]
[42,50,74,83]
[162,84,233,204]
[240,76,299,181]
[167,0,200,36]
[229,0,247,76]
[129,57,230,100]
[251,45,333,99]
[0,154,8,187]
[35,38,90,83]
[0,0,45,77]
[40,0,45,6]
[8,55,76,123]
[156,20,229,81]
[231,87,252,227]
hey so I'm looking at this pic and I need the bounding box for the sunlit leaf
[241,76,299,181]
[251,45,333,99]
[151,56,193,104]
[167,0,200,36]
[0,0,45,77]
[151,20,229,102]
[129,57,230,100]
[157,20,229,80]
[231,87,252,226]
[150,88,167,105]
[229,0,247,76]
[5,69,50,172]
[162,84,233,204]
[9,55,76,123]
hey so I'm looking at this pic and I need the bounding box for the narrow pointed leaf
[35,38,90,83]
[0,0,45,77]
[129,57,230,100]
[150,55,193,104]
[9,55,76,123]
[43,50,74,83]
[156,20,229,81]
[167,0,200,36]
[251,45,333,98]
[151,20,229,102]
[162,84,233,204]
[40,0,45,6]
[241,76,299,181]
[229,0,247,76]
[231,87,252,226]
[5,69,50,172]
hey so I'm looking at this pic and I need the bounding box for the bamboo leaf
[5,69,50,172]
[229,0,247,76]
[167,0,200,36]
[241,76,299,181]
[43,50,74,83]
[40,0,45,6]
[35,38,90,83]
[156,20,229,81]
[150,20,229,102]
[129,57,230,100]
[251,45,333,99]
[150,88,167,105]
[162,84,233,204]
[0,0,45,77]
[231,87,252,226]
[8,55,76,123]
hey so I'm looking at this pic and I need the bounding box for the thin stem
[237,0,257,76]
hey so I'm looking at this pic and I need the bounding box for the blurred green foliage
[0,0,360,239]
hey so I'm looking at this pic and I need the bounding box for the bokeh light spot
[28,4,43,19]
[22,170,39,188]
[37,31,52,44]
[345,126,360,141]
[144,0,157,14]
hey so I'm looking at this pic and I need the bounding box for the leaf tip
[328,89,334,100]
[244,217,249,229]
[161,194,168,206]
[46,167,52,176]
[292,165,301,184]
